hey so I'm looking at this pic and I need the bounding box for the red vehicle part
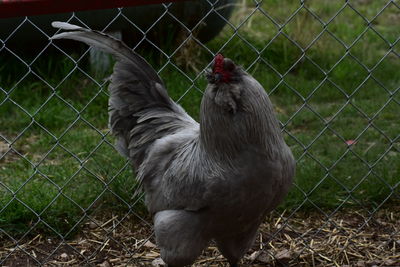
[0,0,188,18]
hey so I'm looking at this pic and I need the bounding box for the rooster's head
[207,54,240,84]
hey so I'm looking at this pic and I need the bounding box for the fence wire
[1,0,400,266]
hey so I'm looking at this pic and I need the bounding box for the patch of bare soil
[1,207,400,266]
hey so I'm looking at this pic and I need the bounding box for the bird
[51,21,295,267]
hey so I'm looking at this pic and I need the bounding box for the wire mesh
[1,0,399,266]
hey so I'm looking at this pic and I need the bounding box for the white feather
[51,21,85,31]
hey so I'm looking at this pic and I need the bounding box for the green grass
[1,0,399,236]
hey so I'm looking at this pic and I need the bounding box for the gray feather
[51,22,196,168]
[52,21,295,267]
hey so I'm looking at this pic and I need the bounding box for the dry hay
[1,206,400,266]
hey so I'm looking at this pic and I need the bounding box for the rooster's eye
[215,73,223,83]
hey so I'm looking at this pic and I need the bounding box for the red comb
[213,53,224,74]
[212,53,231,83]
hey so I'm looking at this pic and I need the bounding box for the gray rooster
[51,22,295,267]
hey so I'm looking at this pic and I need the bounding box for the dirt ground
[1,206,400,267]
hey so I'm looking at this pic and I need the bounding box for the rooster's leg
[216,225,259,267]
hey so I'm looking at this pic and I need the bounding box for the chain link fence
[1,0,400,266]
